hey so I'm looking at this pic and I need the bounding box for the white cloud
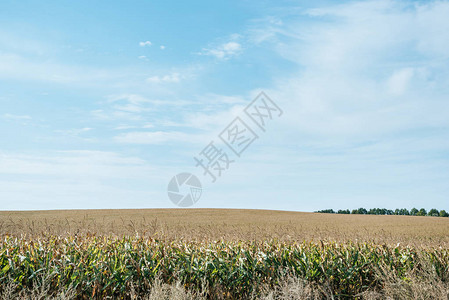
[198,93,247,105]
[146,73,181,83]
[247,16,285,44]
[113,123,152,131]
[2,114,32,120]
[92,93,207,128]
[0,151,174,209]
[160,45,165,50]
[2,113,33,126]
[113,103,150,113]
[114,125,138,130]
[0,29,49,55]
[139,41,152,47]
[107,94,150,104]
[252,0,449,138]
[387,68,415,95]
[200,41,242,60]
[54,127,92,136]
[114,131,199,144]
[138,55,148,61]
[0,52,135,86]
[91,94,153,120]
[181,104,244,131]
[92,94,201,123]
[0,151,150,179]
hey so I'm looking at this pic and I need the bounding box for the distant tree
[317,209,335,214]
[400,208,410,216]
[357,208,367,215]
[428,208,439,217]
[417,208,427,216]
[315,207,447,217]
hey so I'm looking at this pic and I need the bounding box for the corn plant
[0,236,448,299]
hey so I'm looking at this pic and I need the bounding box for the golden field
[1,208,448,246]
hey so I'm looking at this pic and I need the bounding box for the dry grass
[2,270,448,300]
[1,209,448,246]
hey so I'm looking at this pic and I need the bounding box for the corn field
[1,235,448,299]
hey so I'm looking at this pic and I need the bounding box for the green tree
[410,208,418,216]
[400,208,410,215]
[428,208,439,217]
[417,208,427,216]
[440,210,449,217]
[317,209,335,214]
[357,208,367,214]
[351,209,358,214]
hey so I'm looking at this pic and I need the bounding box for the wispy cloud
[2,113,33,126]
[139,41,152,47]
[0,29,49,55]
[386,68,415,96]
[91,94,152,121]
[0,31,152,88]
[54,127,92,136]
[199,40,242,60]
[0,150,172,209]
[0,52,135,87]
[2,114,32,120]
[114,131,201,145]
[253,0,449,138]
[146,73,181,83]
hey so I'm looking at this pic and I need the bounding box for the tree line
[316,208,449,217]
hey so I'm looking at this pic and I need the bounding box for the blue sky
[1,0,448,211]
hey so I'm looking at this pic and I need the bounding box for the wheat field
[1,209,448,246]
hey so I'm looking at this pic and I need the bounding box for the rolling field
[1,209,449,245]
[1,209,448,299]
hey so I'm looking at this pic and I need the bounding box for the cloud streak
[200,41,242,60]
[139,41,152,47]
